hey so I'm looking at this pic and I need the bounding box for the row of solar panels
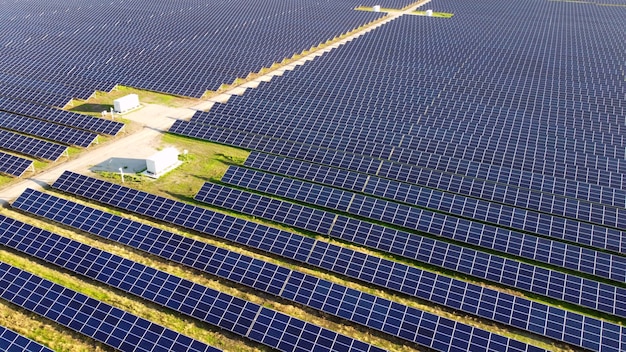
[0,171,552,352]
[0,96,123,177]
[12,169,623,352]
[168,121,626,231]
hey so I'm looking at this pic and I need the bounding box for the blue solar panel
[171,121,623,230]
[0,325,54,352]
[0,151,32,177]
[1,0,384,99]
[0,97,123,136]
[13,188,588,351]
[0,261,220,352]
[0,129,66,161]
[0,111,98,147]
[0,71,94,100]
[217,166,626,284]
[0,81,72,107]
[189,105,626,182]
[243,152,626,252]
[51,171,626,322]
[0,212,386,352]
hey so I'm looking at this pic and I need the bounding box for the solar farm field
[0,0,625,351]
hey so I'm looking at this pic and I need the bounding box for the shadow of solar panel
[0,262,220,352]
[218,166,626,284]
[11,189,576,351]
[51,171,626,322]
[0,213,384,352]
[0,151,32,177]
[243,152,626,254]
[0,129,66,161]
[0,97,123,136]
[0,325,54,352]
[0,111,97,147]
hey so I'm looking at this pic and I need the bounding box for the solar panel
[0,261,220,352]
[1,1,384,99]
[0,129,67,161]
[0,97,123,136]
[192,105,625,162]
[0,151,32,177]
[243,152,626,249]
[0,325,54,352]
[0,111,98,147]
[217,166,626,283]
[0,212,385,352]
[189,105,626,183]
[171,122,623,230]
[0,82,72,107]
[0,71,94,100]
[12,188,624,352]
[51,171,626,321]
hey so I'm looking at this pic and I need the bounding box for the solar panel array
[0,261,221,352]
[0,326,54,352]
[0,111,97,147]
[19,188,623,351]
[50,171,626,350]
[243,152,626,253]
[169,119,626,231]
[216,166,626,283]
[0,212,383,352]
[0,95,120,177]
[0,97,123,136]
[166,1,626,351]
[0,152,32,177]
[10,192,553,352]
[0,129,66,161]
[3,0,624,351]
[0,0,389,100]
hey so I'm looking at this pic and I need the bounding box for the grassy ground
[67,86,200,117]
[94,133,250,200]
[411,11,454,18]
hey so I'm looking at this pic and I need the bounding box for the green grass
[68,86,199,117]
[94,133,249,200]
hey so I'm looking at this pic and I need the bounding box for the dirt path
[0,1,430,206]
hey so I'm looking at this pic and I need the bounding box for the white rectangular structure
[145,147,181,178]
[113,94,140,113]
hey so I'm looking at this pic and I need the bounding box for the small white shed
[113,94,140,113]
[144,147,181,178]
